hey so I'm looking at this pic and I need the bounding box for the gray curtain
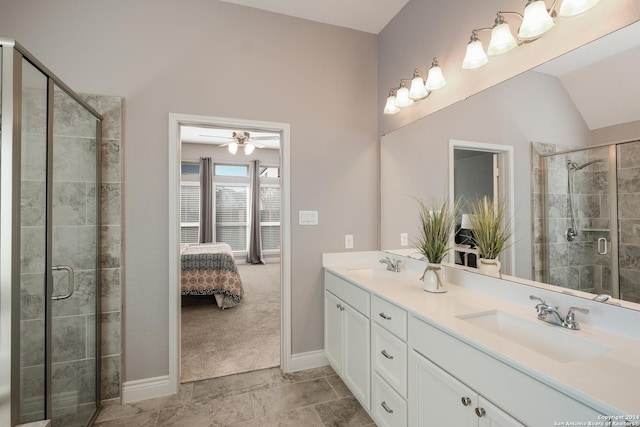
[199,157,214,243]
[247,159,264,264]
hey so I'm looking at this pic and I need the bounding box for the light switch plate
[401,233,408,246]
[345,234,354,249]
[299,210,318,225]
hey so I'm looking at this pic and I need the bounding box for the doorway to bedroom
[177,122,283,383]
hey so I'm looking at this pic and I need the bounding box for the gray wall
[381,71,591,279]
[454,152,494,213]
[0,1,378,382]
[378,0,640,137]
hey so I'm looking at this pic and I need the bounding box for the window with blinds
[180,182,200,244]
[215,184,249,251]
[260,185,280,251]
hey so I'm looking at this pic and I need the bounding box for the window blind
[180,183,200,244]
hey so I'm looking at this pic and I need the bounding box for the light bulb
[244,143,255,155]
[462,35,488,70]
[519,0,554,40]
[488,22,518,55]
[394,85,414,108]
[409,75,428,100]
[425,59,446,91]
[383,93,400,115]
[228,142,238,154]
[559,0,599,17]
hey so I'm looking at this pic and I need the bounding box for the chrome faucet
[379,256,401,272]
[529,295,589,330]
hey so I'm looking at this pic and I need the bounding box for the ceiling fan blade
[253,142,267,148]
[251,136,280,141]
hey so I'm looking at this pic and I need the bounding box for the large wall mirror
[380,21,640,308]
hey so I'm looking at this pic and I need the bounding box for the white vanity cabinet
[409,315,605,426]
[410,349,523,427]
[324,271,371,410]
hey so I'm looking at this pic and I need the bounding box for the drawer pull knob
[381,401,394,414]
[461,397,472,406]
[381,350,394,360]
[379,312,392,320]
[475,407,486,417]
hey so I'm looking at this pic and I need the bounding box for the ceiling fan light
[559,0,599,17]
[395,85,414,108]
[518,0,554,40]
[462,39,488,70]
[228,141,238,154]
[244,143,255,155]
[425,59,446,91]
[384,93,400,114]
[488,23,518,56]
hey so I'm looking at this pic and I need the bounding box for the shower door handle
[598,238,608,255]
[52,265,75,300]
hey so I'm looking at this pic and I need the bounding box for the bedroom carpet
[180,262,281,383]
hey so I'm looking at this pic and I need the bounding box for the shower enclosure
[0,39,102,426]
[540,141,640,304]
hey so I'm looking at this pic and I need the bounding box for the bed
[180,243,244,309]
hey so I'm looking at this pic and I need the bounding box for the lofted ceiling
[218,0,410,34]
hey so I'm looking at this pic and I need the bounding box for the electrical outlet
[345,234,354,249]
[401,233,408,246]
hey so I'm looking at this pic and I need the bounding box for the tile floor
[94,366,376,427]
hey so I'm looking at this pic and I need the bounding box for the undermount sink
[456,310,612,363]
[345,268,400,280]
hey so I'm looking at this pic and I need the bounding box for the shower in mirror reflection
[566,158,606,242]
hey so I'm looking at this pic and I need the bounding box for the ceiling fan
[199,130,278,155]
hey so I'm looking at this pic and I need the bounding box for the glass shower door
[49,85,100,426]
[543,145,617,295]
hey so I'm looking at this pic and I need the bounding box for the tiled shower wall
[19,89,123,421]
[532,141,640,304]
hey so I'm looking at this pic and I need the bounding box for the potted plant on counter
[415,199,459,293]
[469,196,512,278]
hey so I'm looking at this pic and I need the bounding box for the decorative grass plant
[469,196,512,260]
[415,199,459,264]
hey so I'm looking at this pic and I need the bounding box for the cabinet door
[409,350,477,427]
[343,303,371,410]
[478,396,525,427]
[324,291,343,373]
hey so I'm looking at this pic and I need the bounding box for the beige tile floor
[94,366,376,427]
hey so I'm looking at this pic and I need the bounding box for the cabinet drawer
[372,323,407,398]
[325,271,369,316]
[372,294,407,340]
[409,315,603,426]
[372,372,407,427]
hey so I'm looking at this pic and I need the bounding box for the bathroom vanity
[323,251,640,427]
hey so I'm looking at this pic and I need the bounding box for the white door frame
[168,113,291,394]
[448,139,516,276]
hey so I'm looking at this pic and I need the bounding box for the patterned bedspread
[181,243,244,309]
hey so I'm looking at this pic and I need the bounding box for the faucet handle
[529,295,546,305]
[564,306,590,330]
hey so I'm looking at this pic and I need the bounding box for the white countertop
[323,251,640,418]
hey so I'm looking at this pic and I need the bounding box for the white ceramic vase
[421,263,447,293]
[479,258,501,278]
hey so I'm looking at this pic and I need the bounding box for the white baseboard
[288,350,328,372]
[122,375,173,403]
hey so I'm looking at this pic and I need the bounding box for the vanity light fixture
[462,31,489,70]
[487,13,519,56]
[383,89,401,115]
[409,69,429,100]
[518,0,555,40]
[425,58,447,91]
[558,0,600,17]
[395,81,414,108]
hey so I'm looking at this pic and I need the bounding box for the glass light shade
[518,1,554,40]
[228,141,238,154]
[462,40,488,70]
[383,95,400,114]
[425,65,446,91]
[395,86,414,107]
[244,143,255,155]
[559,0,599,17]
[488,23,518,56]
[409,76,428,100]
